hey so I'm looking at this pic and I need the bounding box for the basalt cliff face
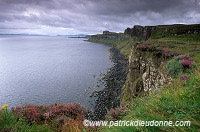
[124,25,156,40]
[122,46,172,102]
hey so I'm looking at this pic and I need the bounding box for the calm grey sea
[0,36,112,110]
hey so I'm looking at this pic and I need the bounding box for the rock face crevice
[124,46,172,98]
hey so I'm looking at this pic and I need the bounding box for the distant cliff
[124,25,156,40]
[124,24,200,40]
[90,24,200,43]
[89,31,125,44]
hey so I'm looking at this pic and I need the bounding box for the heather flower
[191,48,200,51]
[106,107,127,120]
[180,56,190,60]
[164,50,173,53]
[176,54,196,62]
[11,103,86,124]
[136,43,184,58]
[119,107,125,111]
[188,53,195,57]
[180,75,190,80]
[16,106,22,109]
[190,59,195,61]
[163,50,182,57]
[137,43,151,51]
[181,61,193,68]
[108,109,119,116]
[56,116,64,123]
[44,112,51,119]
[137,43,161,52]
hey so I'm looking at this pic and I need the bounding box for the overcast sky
[0,0,200,35]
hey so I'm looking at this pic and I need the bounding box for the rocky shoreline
[86,46,128,120]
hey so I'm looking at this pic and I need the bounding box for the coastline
[86,41,128,120]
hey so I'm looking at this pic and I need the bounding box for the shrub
[137,43,159,52]
[188,53,195,57]
[176,54,195,61]
[181,61,193,68]
[180,75,190,80]
[167,59,183,77]
[191,48,200,51]
[136,43,151,51]
[180,56,190,60]
[163,50,182,57]
[0,104,21,131]
[44,103,86,120]
[136,43,183,58]
[11,103,86,124]
[105,107,127,120]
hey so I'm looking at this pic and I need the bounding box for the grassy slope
[88,36,137,59]
[99,25,200,131]
[0,110,53,132]
[103,70,200,132]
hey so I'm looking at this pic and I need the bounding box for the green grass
[88,36,136,59]
[167,59,184,78]
[146,33,200,67]
[102,69,200,132]
[151,24,200,39]
[88,38,122,45]
[0,109,53,132]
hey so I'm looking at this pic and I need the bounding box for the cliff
[124,24,200,40]
[123,45,172,100]
[89,31,125,42]
[124,25,156,40]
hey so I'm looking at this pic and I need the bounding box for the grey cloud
[0,0,199,35]
[86,0,192,16]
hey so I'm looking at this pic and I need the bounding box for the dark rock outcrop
[124,25,156,40]
[122,46,172,102]
[89,31,125,41]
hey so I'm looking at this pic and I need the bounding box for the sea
[0,35,113,110]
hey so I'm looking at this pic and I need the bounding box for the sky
[0,0,200,35]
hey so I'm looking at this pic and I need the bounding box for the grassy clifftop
[151,24,200,39]
[89,24,200,64]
